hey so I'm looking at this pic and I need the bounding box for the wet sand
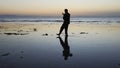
[0,23,120,68]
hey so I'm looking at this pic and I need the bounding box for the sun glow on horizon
[0,0,120,16]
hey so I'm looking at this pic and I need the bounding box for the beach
[0,23,120,68]
[1,0,120,67]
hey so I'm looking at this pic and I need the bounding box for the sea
[0,15,120,24]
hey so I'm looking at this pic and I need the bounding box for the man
[57,9,70,36]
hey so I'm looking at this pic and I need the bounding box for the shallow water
[0,16,120,25]
[0,24,120,68]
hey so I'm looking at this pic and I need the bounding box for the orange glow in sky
[0,0,120,16]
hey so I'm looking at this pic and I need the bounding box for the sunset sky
[0,0,120,16]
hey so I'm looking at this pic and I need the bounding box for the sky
[0,0,120,16]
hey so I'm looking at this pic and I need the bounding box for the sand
[0,23,120,68]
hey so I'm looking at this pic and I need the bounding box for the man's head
[64,9,68,13]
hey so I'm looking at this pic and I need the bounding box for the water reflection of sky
[0,25,120,68]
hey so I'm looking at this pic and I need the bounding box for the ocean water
[0,16,120,24]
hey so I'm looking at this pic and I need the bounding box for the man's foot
[56,34,60,38]
[57,33,60,36]
[65,34,68,36]
[56,36,60,38]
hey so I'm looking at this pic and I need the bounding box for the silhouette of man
[57,35,72,60]
[57,9,70,36]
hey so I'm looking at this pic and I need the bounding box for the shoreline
[0,23,120,36]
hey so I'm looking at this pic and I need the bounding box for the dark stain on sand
[1,52,10,56]
[42,33,48,36]
[80,32,88,34]
[4,33,29,35]
[33,28,37,31]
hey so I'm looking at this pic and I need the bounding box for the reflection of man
[57,35,72,60]
[57,9,70,36]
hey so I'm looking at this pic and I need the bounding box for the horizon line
[0,14,120,17]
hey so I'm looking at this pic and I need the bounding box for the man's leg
[58,24,65,35]
[65,24,69,35]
